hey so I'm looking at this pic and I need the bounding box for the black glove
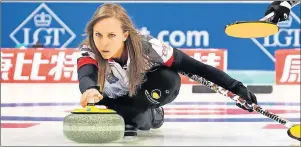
[265,1,291,24]
[232,84,258,112]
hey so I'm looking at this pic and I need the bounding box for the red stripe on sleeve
[163,54,174,67]
[77,57,98,70]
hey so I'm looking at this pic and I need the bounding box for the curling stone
[63,104,125,143]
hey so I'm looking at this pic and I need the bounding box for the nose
[103,42,108,48]
[102,37,109,48]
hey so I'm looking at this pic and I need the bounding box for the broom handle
[179,71,296,128]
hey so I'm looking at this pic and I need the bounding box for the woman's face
[93,17,128,59]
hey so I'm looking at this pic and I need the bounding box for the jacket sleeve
[77,45,99,94]
[170,48,243,93]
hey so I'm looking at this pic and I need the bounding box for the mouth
[101,50,110,53]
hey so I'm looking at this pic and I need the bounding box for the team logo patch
[151,89,161,99]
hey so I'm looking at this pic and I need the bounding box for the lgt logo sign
[9,3,76,48]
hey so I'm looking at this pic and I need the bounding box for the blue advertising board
[1,2,300,70]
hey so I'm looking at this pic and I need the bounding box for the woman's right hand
[80,88,103,108]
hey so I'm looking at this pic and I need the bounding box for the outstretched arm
[170,48,240,94]
[169,48,257,112]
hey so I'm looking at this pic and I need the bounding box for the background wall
[1,1,300,71]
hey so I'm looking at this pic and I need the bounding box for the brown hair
[82,3,148,96]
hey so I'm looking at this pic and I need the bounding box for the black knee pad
[133,66,181,108]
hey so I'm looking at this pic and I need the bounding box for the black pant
[95,66,181,125]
